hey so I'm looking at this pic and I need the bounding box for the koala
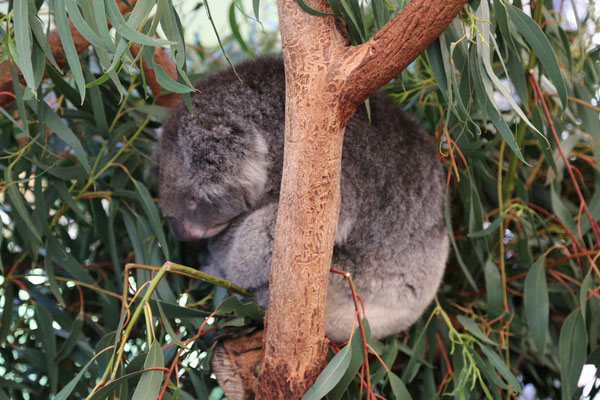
[155,57,448,343]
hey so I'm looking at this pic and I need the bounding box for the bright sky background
[174,0,279,48]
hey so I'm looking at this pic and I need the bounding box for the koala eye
[187,198,198,210]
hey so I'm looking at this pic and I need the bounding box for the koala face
[155,111,269,242]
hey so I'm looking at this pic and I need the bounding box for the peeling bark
[253,0,467,398]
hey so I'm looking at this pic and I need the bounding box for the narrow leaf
[457,315,498,345]
[0,284,14,344]
[389,371,413,400]
[468,215,506,238]
[523,256,549,358]
[559,310,588,399]
[479,344,521,392]
[105,0,172,46]
[296,0,335,16]
[55,353,98,400]
[14,0,34,90]
[505,3,568,108]
[25,99,92,177]
[54,0,87,101]
[132,340,165,400]
[252,0,260,20]
[132,178,170,260]
[303,343,353,400]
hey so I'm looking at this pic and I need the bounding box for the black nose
[166,217,185,240]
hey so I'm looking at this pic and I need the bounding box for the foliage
[0,0,599,399]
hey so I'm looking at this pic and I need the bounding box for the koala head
[155,109,268,242]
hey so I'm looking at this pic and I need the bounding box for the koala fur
[156,57,448,343]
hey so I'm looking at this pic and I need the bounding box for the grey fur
[156,58,448,342]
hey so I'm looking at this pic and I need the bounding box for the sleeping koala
[155,57,448,342]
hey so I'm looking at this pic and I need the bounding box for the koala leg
[325,228,448,343]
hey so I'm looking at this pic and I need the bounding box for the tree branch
[339,0,468,114]
[253,0,466,397]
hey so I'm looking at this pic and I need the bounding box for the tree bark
[254,0,467,398]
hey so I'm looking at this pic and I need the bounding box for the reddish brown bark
[0,0,181,108]
[212,331,264,400]
[253,0,467,398]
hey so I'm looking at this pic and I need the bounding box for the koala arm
[206,202,278,306]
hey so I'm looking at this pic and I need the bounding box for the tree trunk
[253,0,468,397]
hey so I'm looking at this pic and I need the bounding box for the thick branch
[339,0,468,112]
[254,1,346,398]
[254,0,466,398]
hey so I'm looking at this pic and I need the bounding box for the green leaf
[25,99,93,178]
[229,3,252,56]
[388,371,413,400]
[474,1,543,142]
[105,0,172,46]
[54,316,84,362]
[140,47,193,94]
[14,0,34,91]
[371,0,387,30]
[401,322,427,383]
[550,182,576,234]
[158,0,186,66]
[427,38,449,100]
[155,297,188,349]
[65,0,108,49]
[479,344,521,392]
[252,0,260,20]
[468,215,506,238]
[35,303,58,392]
[54,0,87,101]
[445,192,478,289]
[303,341,352,400]
[55,352,99,400]
[328,324,367,399]
[505,2,568,108]
[483,258,503,311]
[31,41,45,90]
[132,178,170,260]
[132,340,165,400]
[457,315,498,345]
[55,180,88,222]
[0,284,14,345]
[27,4,59,70]
[523,256,548,358]
[44,239,65,306]
[296,0,335,16]
[87,370,148,400]
[580,269,593,320]
[5,176,42,244]
[91,0,118,52]
[47,235,96,284]
[10,48,30,136]
[559,310,587,400]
